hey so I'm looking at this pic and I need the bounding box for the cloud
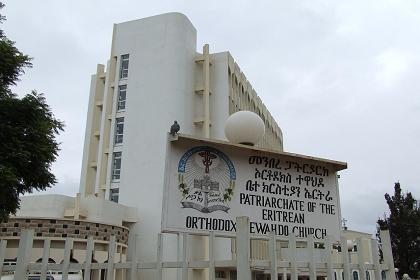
[5,0,420,235]
[374,49,415,89]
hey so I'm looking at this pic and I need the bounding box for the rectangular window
[110,188,119,203]
[115,117,124,144]
[119,54,129,79]
[117,85,127,110]
[112,152,122,181]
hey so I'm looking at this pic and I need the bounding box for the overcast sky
[3,0,420,234]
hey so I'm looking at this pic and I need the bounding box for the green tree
[0,2,64,222]
[377,183,420,278]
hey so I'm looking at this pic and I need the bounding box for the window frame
[114,117,124,144]
[110,188,119,203]
[117,85,127,111]
[119,54,129,80]
[353,271,359,280]
[111,152,122,181]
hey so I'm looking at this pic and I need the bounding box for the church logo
[177,146,236,213]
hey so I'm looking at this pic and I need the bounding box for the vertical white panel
[0,239,8,276]
[156,233,163,280]
[380,231,396,280]
[182,233,188,280]
[340,236,351,280]
[15,229,34,280]
[308,237,316,280]
[356,238,367,280]
[371,239,382,280]
[209,232,215,280]
[326,237,334,280]
[289,235,298,280]
[127,233,138,280]
[106,236,116,280]
[236,216,251,280]
[40,238,51,280]
[84,237,94,280]
[270,232,278,280]
[62,237,74,280]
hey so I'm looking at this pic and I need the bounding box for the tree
[0,2,64,222]
[377,183,420,278]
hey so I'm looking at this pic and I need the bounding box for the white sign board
[162,137,345,240]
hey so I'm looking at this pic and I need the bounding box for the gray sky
[3,0,420,234]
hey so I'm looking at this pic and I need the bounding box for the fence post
[270,231,278,280]
[380,230,396,280]
[15,229,34,280]
[308,237,316,280]
[182,233,188,280]
[126,232,138,280]
[62,237,74,280]
[371,239,382,280]
[156,233,163,280]
[106,236,116,280]
[40,238,51,280]
[0,239,8,275]
[209,232,215,280]
[83,236,94,280]
[340,236,351,280]
[326,237,334,280]
[289,235,298,280]
[356,237,367,280]
[236,216,251,280]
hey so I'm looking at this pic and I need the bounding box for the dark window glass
[119,54,129,79]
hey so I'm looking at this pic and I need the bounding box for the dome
[224,111,265,146]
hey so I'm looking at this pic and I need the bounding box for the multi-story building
[78,12,284,273]
[80,12,283,203]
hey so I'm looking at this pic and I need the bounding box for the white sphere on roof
[224,111,265,146]
[346,240,354,251]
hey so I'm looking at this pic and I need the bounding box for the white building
[78,12,284,276]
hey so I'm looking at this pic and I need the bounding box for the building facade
[78,12,284,275]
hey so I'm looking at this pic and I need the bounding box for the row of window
[115,55,129,147]
[108,54,129,204]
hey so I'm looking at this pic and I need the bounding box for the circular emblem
[178,146,236,213]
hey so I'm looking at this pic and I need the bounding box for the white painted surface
[77,12,285,278]
[163,137,342,241]
[17,195,136,226]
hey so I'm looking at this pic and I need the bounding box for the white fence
[0,216,396,280]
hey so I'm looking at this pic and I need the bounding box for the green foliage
[0,2,64,222]
[377,183,420,278]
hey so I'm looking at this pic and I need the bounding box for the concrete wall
[17,195,137,227]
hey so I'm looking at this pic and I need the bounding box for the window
[381,271,386,280]
[114,117,124,144]
[119,54,129,79]
[112,152,122,181]
[353,271,359,280]
[366,271,370,280]
[110,188,119,203]
[117,85,127,110]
